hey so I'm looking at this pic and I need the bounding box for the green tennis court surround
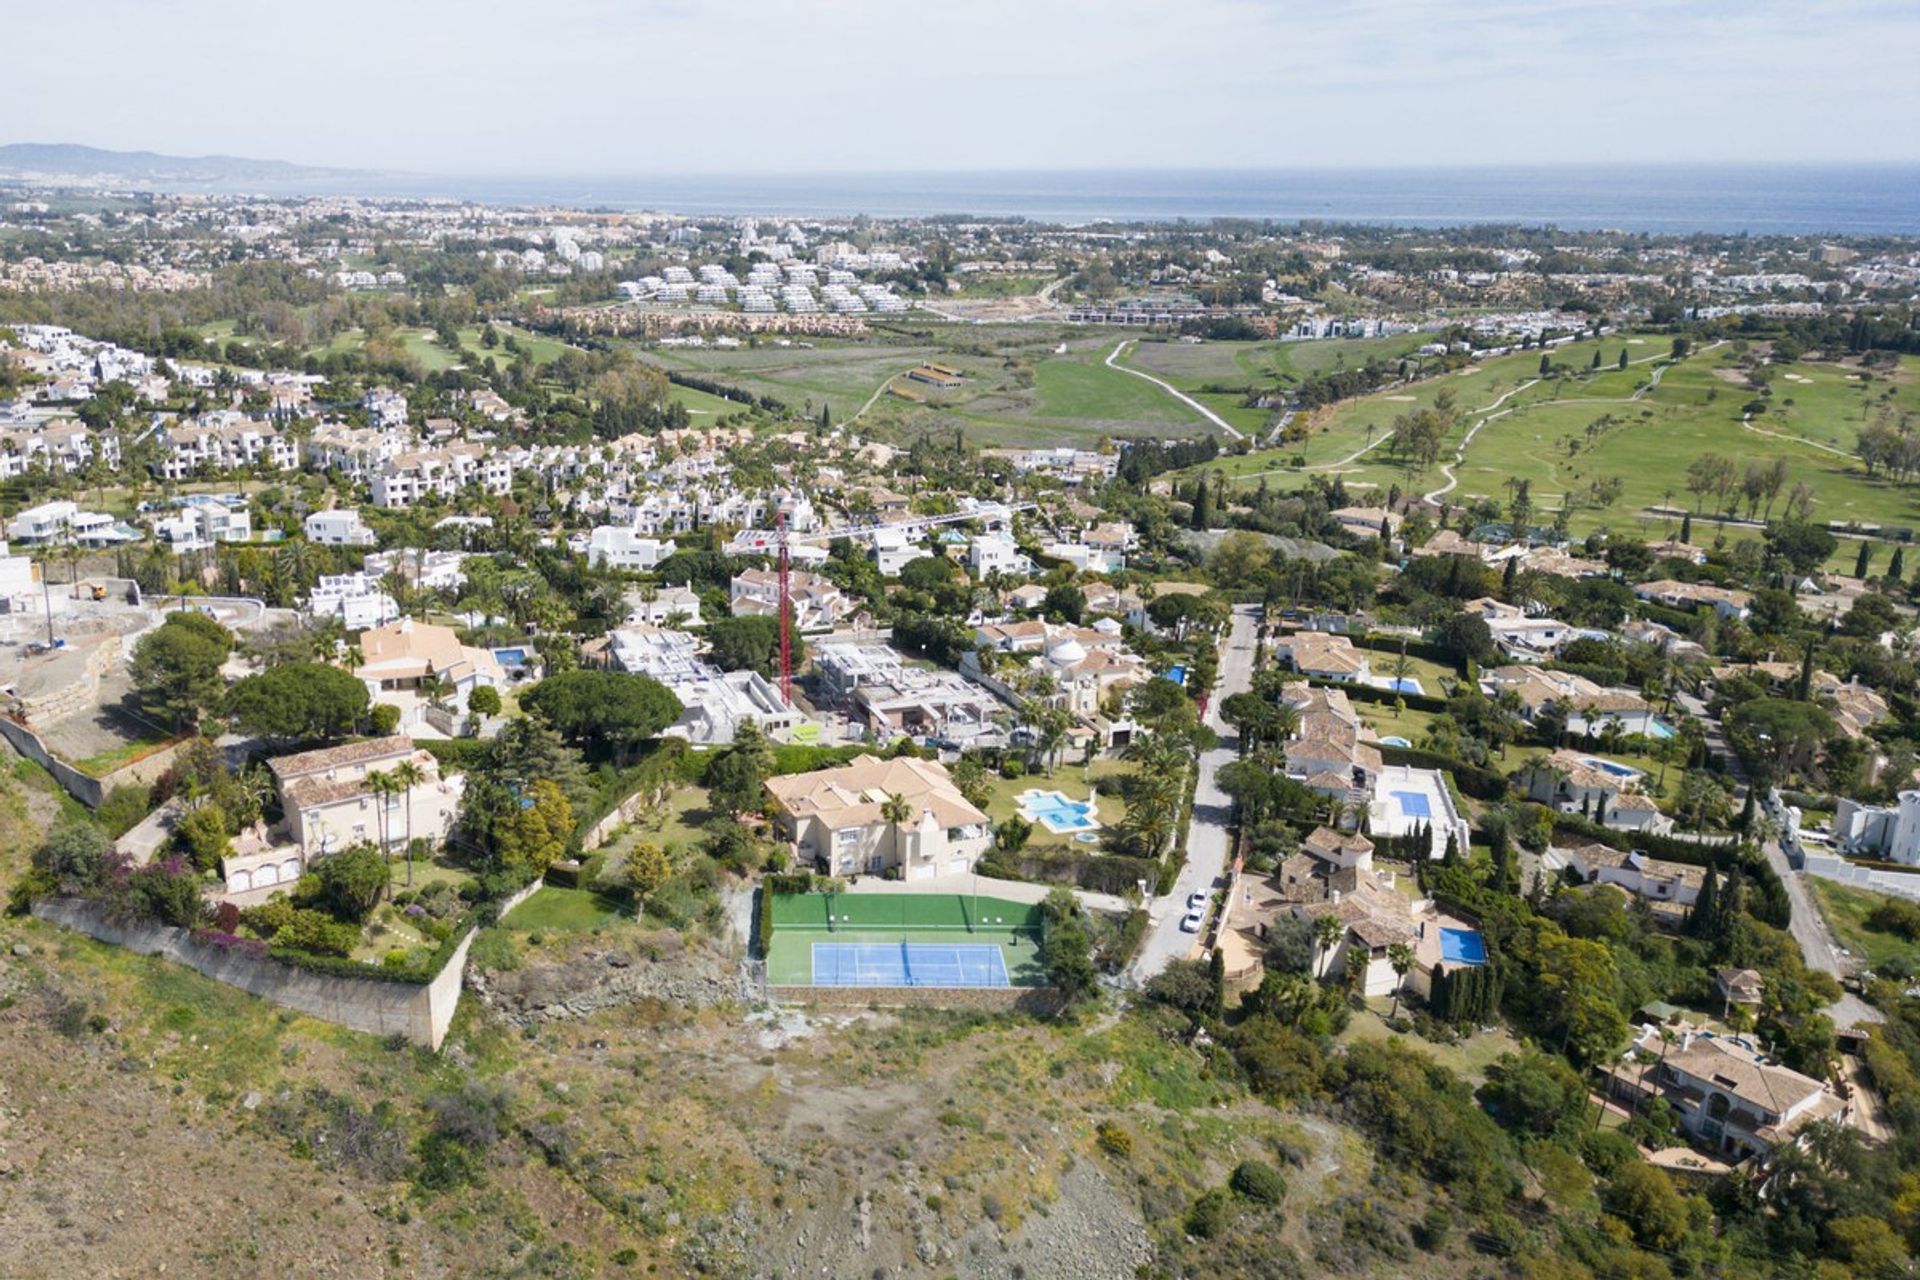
[765,892,1049,987]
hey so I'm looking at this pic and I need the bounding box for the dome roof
[1047,636,1088,665]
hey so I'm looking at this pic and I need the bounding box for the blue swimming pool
[1582,756,1641,779]
[1017,790,1101,834]
[1379,735,1412,748]
[1164,664,1187,686]
[1439,928,1487,966]
[493,647,529,667]
[1384,677,1423,695]
[1391,790,1432,819]
[1647,719,1677,740]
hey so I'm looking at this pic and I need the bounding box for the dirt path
[1105,340,1244,440]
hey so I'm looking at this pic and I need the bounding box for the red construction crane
[776,509,793,707]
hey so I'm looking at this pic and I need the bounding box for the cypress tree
[1190,473,1208,530]
[1680,513,1692,543]
[1207,946,1226,1020]
[1591,350,1602,371]
[1503,555,1519,595]
[1619,350,1629,370]
[1889,546,1905,583]
[1856,540,1873,579]
[1688,870,1718,936]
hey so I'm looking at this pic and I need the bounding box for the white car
[1179,909,1205,933]
[1186,891,1209,913]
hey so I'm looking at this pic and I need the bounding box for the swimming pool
[1581,756,1641,779]
[1391,790,1432,819]
[1381,677,1423,695]
[1017,789,1102,835]
[1379,735,1412,748]
[1438,928,1487,966]
[1647,719,1677,740]
[493,647,530,667]
[1164,664,1187,686]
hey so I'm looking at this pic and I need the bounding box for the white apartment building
[969,532,1033,579]
[308,572,400,629]
[155,418,298,479]
[152,495,252,552]
[586,528,678,571]
[305,509,378,547]
[369,444,512,508]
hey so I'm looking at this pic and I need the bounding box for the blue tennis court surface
[812,942,1011,988]
[1392,790,1432,818]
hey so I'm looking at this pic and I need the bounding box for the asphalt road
[1126,603,1260,984]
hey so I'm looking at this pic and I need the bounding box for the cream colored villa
[765,754,992,878]
[267,735,462,858]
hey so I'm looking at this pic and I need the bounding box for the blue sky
[10,0,1919,172]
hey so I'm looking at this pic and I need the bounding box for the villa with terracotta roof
[1608,1025,1853,1160]
[1635,578,1753,619]
[267,734,461,859]
[1480,664,1662,737]
[1274,631,1371,682]
[765,754,991,879]
[353,617,505,715]
[1520,748,1671,834]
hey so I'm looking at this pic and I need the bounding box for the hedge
[981,850,1160,897]
[1101,908,1151,974]
[272,911,478,985]
[1372,743,1511,802]
[419,738,488,772]
[1344,633,1463,670]
[754,886,774,959]
[1304,676,1450,715]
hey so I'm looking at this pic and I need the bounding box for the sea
[272,164,1920,235]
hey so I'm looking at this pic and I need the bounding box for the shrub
[32,818,114,896]
[175,803,233,872]
[1095,1121,1133,1158]
[1186,1188,1233,1239]
[1230,1160,1287,1205]
[96,785,153,838]
[275,908,362,957]
[466,685,501,717]
[369,703,402,735]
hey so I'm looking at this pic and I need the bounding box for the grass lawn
[1809,878,1920,974]
[974,759,1131,854]
[502,886,627,933]
[1353,701,1441,745]
[1030,355,1207,426]
[70,735,176,779]
[1337,1005,1523,1085]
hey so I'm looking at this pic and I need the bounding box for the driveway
[1126,603,1260,984]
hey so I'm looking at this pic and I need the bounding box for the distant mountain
[0,142,364,186]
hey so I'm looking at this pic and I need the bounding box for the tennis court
[766,892,1048,987]
[812,942,1010,988]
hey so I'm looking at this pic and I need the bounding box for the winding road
[1105,340,1245,440]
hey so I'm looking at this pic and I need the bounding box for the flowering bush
[190,928,269,959]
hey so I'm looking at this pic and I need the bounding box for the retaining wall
[1801,853,1920,903]
[768,983,1065,1015]
[30,878,545,1050]
[0,717,107,808]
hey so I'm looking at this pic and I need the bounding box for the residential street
[1126,603,1260,984]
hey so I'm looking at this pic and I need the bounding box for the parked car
[1186,891,1209,913]
[1179,909,1205,933]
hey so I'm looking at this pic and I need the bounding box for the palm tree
[879,792,914,872]
[365,770,398,894]
[391,757,425,888]
[1387,942,1415,1016]
[1037,706,1070,778]
[1312,913,1346,980]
